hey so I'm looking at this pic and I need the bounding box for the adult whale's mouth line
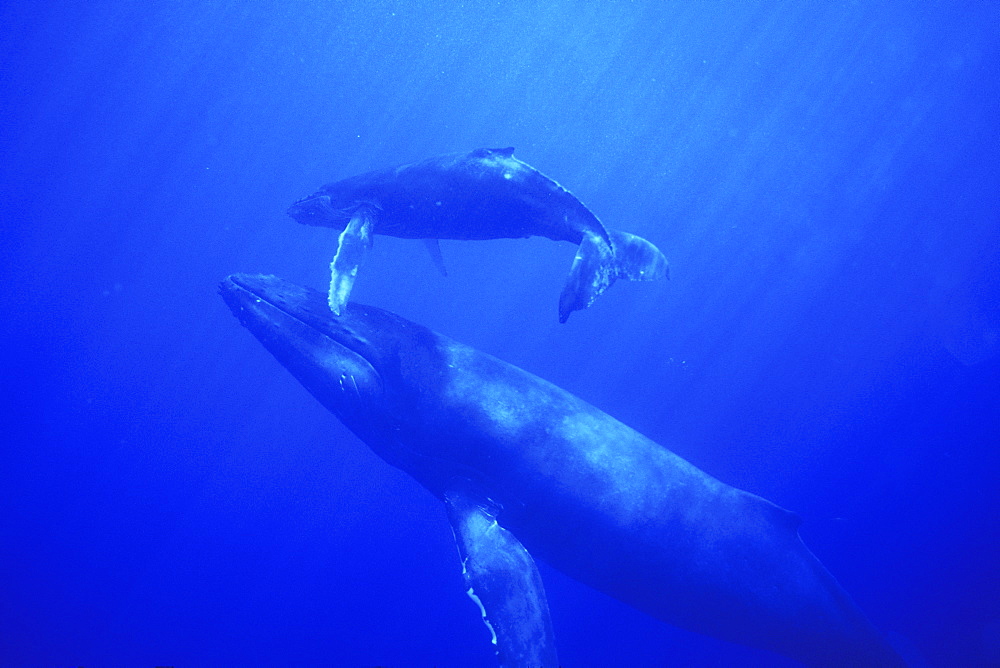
[220,274,386,426]
[223,274,297,319]
[221,273,369,355]
[224,274,271,306]
[220,274,315,337]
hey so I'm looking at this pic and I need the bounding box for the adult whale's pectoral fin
[328,207,376,314]
[422,238,448,277]
[558,229,669,323]
[444,485,558,668]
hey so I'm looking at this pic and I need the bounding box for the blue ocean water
[1,1,997,666]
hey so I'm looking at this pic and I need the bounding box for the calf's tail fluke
[558,229,669,323]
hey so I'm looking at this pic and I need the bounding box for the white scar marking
[462,565,498,646]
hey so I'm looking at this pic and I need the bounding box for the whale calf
[287,148,669,322]
[220,273,904,667]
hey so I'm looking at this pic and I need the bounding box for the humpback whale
[287,148,668,322]
[219,273,905,668]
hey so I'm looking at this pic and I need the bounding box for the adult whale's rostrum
[287,147,669,322]
[220,273,904,668]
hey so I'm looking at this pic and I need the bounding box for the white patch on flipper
[464,582,499,646]
[328,208,374,313]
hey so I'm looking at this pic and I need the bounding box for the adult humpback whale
[287,148,668,322]
[219,273,905,668]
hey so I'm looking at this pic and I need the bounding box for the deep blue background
[2,2,997,666]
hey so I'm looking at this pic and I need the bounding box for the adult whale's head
[219,273,422,446]
[219,272,476,490]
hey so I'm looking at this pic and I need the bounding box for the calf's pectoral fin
[444,484,558,668]
[328,207,376,314]
[558,229,669,323]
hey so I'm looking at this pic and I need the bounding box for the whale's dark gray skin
[287,148,669,322]
[219,273,905,668]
